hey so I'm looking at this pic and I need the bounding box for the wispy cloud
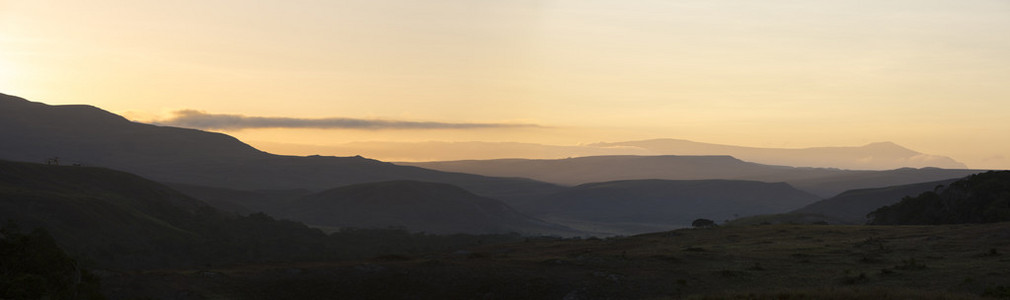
[154,110,541,130]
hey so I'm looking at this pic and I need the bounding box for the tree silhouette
[692,218,716,228]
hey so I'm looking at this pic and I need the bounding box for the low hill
[282,181,576,235]
[794,178,961,224]
[869,171,1010,225]
[0,160,543,272]
[517,179,821,235]
[0,159,346,269]
[165,182,312,216]
[401,155,980,197]
[787,167,979,198]
[0,93,563,203]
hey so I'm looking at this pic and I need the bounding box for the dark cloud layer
[155,110,540,130]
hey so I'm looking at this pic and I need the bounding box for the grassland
[102,223,1010,299]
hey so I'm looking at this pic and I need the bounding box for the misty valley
[3,93,1010,299]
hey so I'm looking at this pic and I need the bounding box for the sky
[2,0,1009,169]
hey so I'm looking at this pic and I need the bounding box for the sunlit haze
[3,1,1009,169]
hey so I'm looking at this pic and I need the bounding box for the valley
[2,93,1008,299]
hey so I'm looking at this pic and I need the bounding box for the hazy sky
[2,1,1009,169]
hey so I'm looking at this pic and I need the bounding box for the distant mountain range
[0,92,987,235]
[265,138,966,170]
[401,156,980,198]
[591,139,967,170]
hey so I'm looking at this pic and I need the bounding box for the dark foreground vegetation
[870,171,1010,225]
[91,168,1010,299]
[0,223,103,299]
[99,223,1010,299]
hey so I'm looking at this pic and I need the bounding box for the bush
[692,219,717,228]
[0,221,104,299]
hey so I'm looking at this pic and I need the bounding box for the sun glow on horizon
[2,0,1009,169]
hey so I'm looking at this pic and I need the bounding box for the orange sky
[2,1,1009,169]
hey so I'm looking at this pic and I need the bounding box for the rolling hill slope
[0,159,337,269]
[0,93,563,202]
[794,178,961,224]
[515,179,821,235]
[402,155,980,197]
[282,180,577,235]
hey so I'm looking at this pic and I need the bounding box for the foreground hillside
[0,160,527,270]
[103,223,1010,299]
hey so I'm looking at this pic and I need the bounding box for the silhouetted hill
[0,159,340,269]
[0,93,267,165]
[592,138,967,170]
[282,180,576,235]
[402,155,980,197]
[0,93,563,202]
[517,179,820,235]
[794,178,961,224]
[0,160,538,275]
[869,171,1010,225]
[165,183,312,216]
[786,167,979,198]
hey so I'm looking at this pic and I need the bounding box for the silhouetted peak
[0,92,31,103]
[860,142,919,156]
[0,93,131,124]
[863,141,908,150]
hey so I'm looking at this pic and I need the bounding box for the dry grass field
[102,222,1010,299]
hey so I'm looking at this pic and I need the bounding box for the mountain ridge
[264,138,967,170]
[0,93,564,203]
[401,155,980,197]
[592,138,966,170]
